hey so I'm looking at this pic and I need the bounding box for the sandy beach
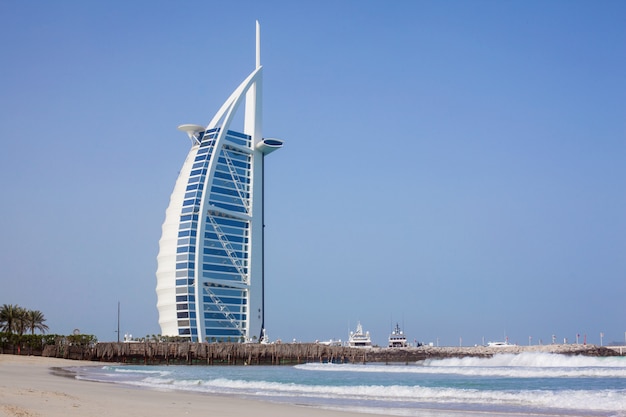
[0,354,375,417]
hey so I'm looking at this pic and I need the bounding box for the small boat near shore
[487,339,513,347]
[388,323,408,348]
[348,322,372,348]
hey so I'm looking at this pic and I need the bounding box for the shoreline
[2,352,620,417]
[0,355,377,417]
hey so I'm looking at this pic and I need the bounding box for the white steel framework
[155,22,282,342]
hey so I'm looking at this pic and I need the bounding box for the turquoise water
[70,352,626,416]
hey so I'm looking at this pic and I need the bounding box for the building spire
[256,20,261,68]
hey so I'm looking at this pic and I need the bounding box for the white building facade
[156,22,282,342]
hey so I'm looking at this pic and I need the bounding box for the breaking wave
[297,352,626,378]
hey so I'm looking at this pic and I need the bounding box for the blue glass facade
[174,129,253,341]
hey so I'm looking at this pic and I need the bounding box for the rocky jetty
[364,344,619,363]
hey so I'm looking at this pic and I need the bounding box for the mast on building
[156,21,283,342]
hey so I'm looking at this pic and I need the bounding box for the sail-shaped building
[156,22,282,342]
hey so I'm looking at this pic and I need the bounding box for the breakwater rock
[38,341,619,365]
[364,344,619,363]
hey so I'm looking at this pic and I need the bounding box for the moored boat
[487,338,512,347]
[388,323,408,348]
[348,322,372,348]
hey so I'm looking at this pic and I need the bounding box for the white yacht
[348,322,372,348]
[487,338,512,347]
[388,323,408,348]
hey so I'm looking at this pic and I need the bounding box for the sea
[68,352,626,417]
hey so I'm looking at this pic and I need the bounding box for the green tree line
[0,304,49,336]
[0,303,97,353]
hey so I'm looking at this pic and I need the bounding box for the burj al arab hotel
[156,22,282,342]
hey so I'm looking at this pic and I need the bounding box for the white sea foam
[111,367,171,376]
[425,352,626,368]
[296,353,626,378]
[119,376,625,413]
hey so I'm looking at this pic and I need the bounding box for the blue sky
[1,1,624,347]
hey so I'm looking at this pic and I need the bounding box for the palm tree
[0,304,22,334]
[14,306,27,337]
[24,310,49,335]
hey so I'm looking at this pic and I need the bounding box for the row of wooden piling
[41,342,377,365]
